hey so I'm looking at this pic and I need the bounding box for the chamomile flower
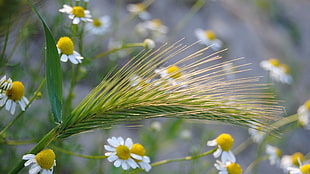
[127,3,151,20]
[281,152,304,172]
[297,100,310,129]
[85,16,111,35]
[131,143,152,172]
[154,65,187,88]
[248,126,266,143]
[265,144,282,167]
[129,75,150,90]
[22,149,56,174]
[0,75,12,91]
[104,137,139,170]
[0,81,29,115]
[194,28,223,51]
[207,133,236,163]
[260,58,292,84]
[287,163,310,174]
[214,160,243,174]
[136,19,168,42]
[59,4,92,24]
[56,36,84,64]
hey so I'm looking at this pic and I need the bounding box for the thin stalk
[91,43,145,61]
[130,147,217,174]
[50,145,107,159]
[169,0,206,42]
[0,78,46,137]
[244,155,269,174]
[0,16,11,69]
[9,125,60,174]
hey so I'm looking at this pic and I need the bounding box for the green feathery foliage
[58,41,283,138]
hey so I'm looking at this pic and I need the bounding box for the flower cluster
[207,133,243,174]
[260,58,293,84]
[0,75,29,115]
[104,137,152,172]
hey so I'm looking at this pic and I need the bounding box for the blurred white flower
[195,28,223,51]
[265,144,281,167]
[136,19,168,42]
[260,58,292,84]
[281,152,304,172]
[127,3,151,20]
[85,16,111,35]
[297,100,310,129]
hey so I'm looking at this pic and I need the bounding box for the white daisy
[59,4,92,24]
[0,81,29,115]
[85,16,111,35]
[248,126,266,144]
[265,144,281,167]
[143,38,155,49]
[297,100,310,129]
[260,58,292,84]
[154,65,188,88]
[207,133,236,163]
[0,75,12,91]
[194,28,223,51]
[130,143,152,172]
[287,163,310,174]
[136,19,168,42]
[104,137,140,170]
[23,149,56,174]
[281,152,304,172]
[127,3,151,20]
[56,36,84,64]
[214,160,243,174]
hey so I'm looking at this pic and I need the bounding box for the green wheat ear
[58,41,283,138]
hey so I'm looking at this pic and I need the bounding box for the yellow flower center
[269,58,280,67]
[204,30,216,40]
[130,143,146,162]
[292,152,304,166]
[116,145,131,160]
[57,37,74,55]
[72,6,85,18]
[93,18,102,27]
[135,3,146,12]
[5,81,24,101]
[152,19,162,27]
[227,163,243,174]
[216,133,234,151]
[304,100,310,110]
[167,65,182,79]
[275,148,282,157]
[35,149,55,170]
[301,164,310,174]
[280,64,290,74]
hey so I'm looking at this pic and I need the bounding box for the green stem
[244,155,269,174]
[271,113,298,128]
[130,148,217,174]
[9,125,60,174]
[0,16,10,69]
[0,78,46,137]
[91,43,145,61]
[50,145,107,159]
[169,0,205,42]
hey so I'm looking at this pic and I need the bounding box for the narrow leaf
[30,2,62,123]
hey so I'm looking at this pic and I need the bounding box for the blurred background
[0,0,310,173]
